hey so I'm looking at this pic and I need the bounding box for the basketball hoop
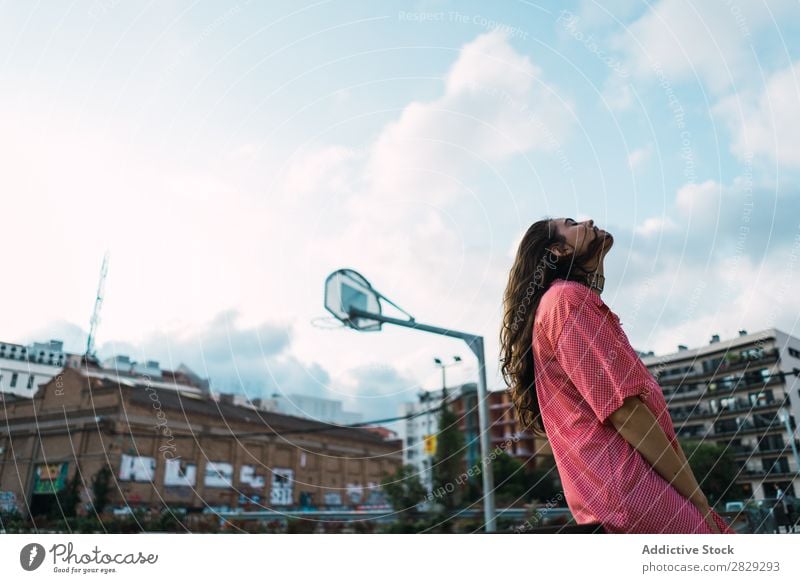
[324,269,384,331]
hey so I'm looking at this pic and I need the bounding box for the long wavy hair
[499,217,609,436]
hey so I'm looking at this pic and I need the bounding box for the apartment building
[0,339,69,398]
[642,328,800,499]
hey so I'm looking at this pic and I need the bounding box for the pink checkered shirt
[533,279,734,534]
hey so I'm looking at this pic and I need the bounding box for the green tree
[430,392,466,516]
[491,452,529,505]
[380,464,426,524]
[91,465,113,514]
[525,464,561,504]
[679,439,746,505]
[56,470,82,519]
[467,453,561,507]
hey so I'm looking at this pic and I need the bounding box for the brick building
[403,383,553,494]
[449,385,553,469]
[0,365,401,517]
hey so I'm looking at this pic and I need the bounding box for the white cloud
[714,60,800,167]
[282,145,361,198]
[575,0,643,29]
[675,179,720,217]
[612,0,797,94]
[445,28,537,97]
[364,29,575,207]
[619,251,800,357]
[604,175,800,355]
[633,215,677,237]
[601,74,634,111]
[627,143,652,170]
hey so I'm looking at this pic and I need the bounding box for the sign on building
[204,462,233,488]
[270,468,293,505]
[119,455,155,482]
[164,459,197,487]
[423,434,437,455]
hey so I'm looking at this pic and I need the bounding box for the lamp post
[417,389,436,494]
[423,356,463,495]
[433,355,462,392]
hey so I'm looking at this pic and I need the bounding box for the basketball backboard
[324,269,382,331]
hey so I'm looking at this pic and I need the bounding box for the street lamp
[420,356,462,494]
[433,355,462,393]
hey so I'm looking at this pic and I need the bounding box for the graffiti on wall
[164,459,197,487]
[345,482,363,504]
[33,463,69,493]
[239,465,265,489]
[119,455,155,482]
[0,491,18,513]
[270,468,293,505]
[204,462,233,488]
[323,492,342,506]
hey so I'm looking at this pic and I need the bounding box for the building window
[748,390,774,407]
[762,457,790,475]
[10,372,18,388]
[27,375,35,389]
[703,357,724,374]
[789,347,800,359]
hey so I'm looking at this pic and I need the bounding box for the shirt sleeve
[554,289,653,425]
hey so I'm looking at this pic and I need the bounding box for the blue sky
[3,0,800,425]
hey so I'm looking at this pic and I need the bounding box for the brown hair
[499,217,608,436]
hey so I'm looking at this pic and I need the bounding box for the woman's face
[550,217,614,263]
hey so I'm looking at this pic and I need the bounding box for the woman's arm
[608,396,707,507]
[672,437,693,474]
[609,395,722,533]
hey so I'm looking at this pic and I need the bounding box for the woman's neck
[586,261,605,296]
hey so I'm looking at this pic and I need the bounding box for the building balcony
[669,397,788,421]
[676,427,710,439]
[661,372,785,404]
[656,348,780,384]
[491,433,518,442]
[708,348,780,377]
[711,420,786,437]
[737,468,796,480]
[733,446,795,459]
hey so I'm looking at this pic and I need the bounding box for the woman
[499,217,734,534]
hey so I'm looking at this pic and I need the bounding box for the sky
[2,0,800,428]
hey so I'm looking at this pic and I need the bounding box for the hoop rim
[310,316,347,330]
